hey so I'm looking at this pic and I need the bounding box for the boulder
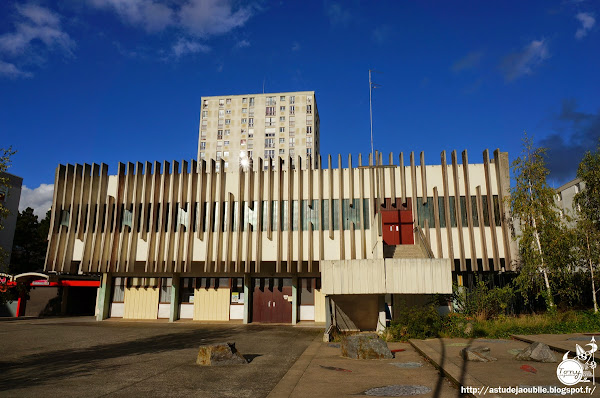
[460,346,497,362]
[515,342,558,363]
[341,333,393,360]
[196,342,247,366]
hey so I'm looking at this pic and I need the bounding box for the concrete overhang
[321,258,452,295]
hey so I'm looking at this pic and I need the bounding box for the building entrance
[381,198,414,245]
[252,277,292,323]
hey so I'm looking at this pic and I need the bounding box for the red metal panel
[400,223,414,244]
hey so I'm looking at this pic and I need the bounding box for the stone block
[341,333,393,360]
[196,342,247,366]
[515,342,557,363]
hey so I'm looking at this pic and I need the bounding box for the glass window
[180,278,195,303]
[159,278,172,303]
[112,277,125,302]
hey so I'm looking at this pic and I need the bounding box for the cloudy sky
[1,0,599,217]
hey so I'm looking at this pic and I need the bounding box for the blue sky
[1,0,599,216]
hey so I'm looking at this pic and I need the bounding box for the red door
[381,203,414,245]
[383,222,401,245]
[252,278,292,323]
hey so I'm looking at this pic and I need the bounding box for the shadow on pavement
[0,325,252,391]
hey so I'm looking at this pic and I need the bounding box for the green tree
[510,134,569,310]
[574,143,600,313]
[9,208,50,275]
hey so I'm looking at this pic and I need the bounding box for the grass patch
[385,310,600,341]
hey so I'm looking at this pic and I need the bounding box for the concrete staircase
[383,244,430,259]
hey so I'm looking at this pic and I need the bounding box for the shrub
[386,302,443,341]
[453,280,516,319]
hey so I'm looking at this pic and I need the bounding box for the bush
[453,280,516,319]
[386,302,443,341]
[385,308,600,341]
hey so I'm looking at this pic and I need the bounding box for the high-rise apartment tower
[197,91,320,171]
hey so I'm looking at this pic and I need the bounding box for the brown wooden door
[252,278,292,323]
[272,279,293,323]
[252,278,273,323]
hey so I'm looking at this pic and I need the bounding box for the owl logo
[557,336,597,386]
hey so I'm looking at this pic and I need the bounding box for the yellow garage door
[123,287,159,319]
[314,289,326,323]
[194,288,230,321]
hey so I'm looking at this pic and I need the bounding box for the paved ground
[513,333,600,354]
[0,317,320,398]
[268,339,458,398]
[411,335,600,398]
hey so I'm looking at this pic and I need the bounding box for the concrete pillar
[96,273,112,321]
[376,295,387,333]
[291,275,298,325]
[243,273,251,324]
[323,295,332,342]
[169,274,180,322]
[61,286,69,315]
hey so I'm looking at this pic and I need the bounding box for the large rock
[341,333,393,360]
[515,342,558,363]
[460,346,497,362]
[196,342,248,366]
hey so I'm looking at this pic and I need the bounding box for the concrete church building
[44,91,515,332]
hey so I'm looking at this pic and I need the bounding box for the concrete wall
[321,258,452,295]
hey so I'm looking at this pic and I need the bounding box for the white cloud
[371,25,392,45]
[0,4,75,57]
[452,51,484,72]
[89,0,173,32]
[326,2,352,26]
[178,0,253,37]
[0,60,32,78]
[172,38,211,57]
[0,4,75,78]
[291,41,300,52]
[575,12,595,39]
[234,39,250,49]
[89,0,254,37]
[19,184,54,218]
[500,39,549,81]
[89,0,255,59]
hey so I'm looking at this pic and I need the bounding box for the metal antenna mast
[369,70,382,160]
